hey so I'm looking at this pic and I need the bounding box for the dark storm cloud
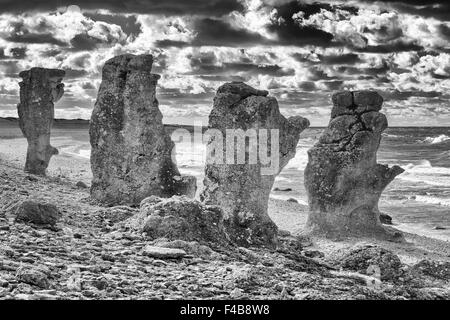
[266,1,354,47]
[63,68,89,79]
[0,0,244,16]
[370,0,450,21]
[2,20,66,45]
[354,41,423,53]
[5,32,66,46]
[156,18,268,48]
[70,34,103,51]
[155,40,190,48]
[199,75,246,82]
[318,53,361,65]
[383,89,443,101]
[84,13,141,37]
[188,52,295,77]
[192,18,269,47]
[190,62,295,77]
[10,47,27,59]
[438,24,450,40]
[308,67,338,81]
[41,49,62,57]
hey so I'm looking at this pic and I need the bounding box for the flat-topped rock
[142,245,187,259]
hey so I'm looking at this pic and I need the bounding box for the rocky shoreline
[1,161,449,300]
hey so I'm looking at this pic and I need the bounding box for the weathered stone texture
[89,54,196,205]
[201,82,310,247]
[304,90,404,239]
[17,68,65,175]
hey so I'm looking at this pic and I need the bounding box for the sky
[0,0,449,126]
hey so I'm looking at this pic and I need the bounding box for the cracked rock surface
[89,54,196,206]
[17,68,65,176]
[201,82,310,248]
[304,90,404,240]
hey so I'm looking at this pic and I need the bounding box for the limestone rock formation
[17,68,65,175]
[89,54,196,206]
[200,82,310,247]
[126,196,229,246]
[304,90,404,239]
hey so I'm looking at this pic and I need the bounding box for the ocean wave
[399,160,450,186]
[422,134,450,144]
[382,133,401,138]
[414,195,450,207]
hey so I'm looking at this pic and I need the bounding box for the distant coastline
[1,117,449,129]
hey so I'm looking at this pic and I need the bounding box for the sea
[59,127,450,241]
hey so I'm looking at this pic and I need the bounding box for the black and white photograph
[0,0,449,308]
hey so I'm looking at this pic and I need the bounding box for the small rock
[25,175,38,182]
[274,187,292,192]
[287,198,298,203]
[278,229,291,237]
[434,226,447,230]
[76,181,88,189]
[303,250,325,259]
[142,246,186,259]
[14,200,60,226]
[16,267,49,289]
[229,288,244,299]
[379,213,393,225]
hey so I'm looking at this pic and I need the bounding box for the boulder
[126,196,229,245]
[379,213,393,225]
[304,90,404,239]
[17,68,65,175]
[14,200,60,226]
[142,245,186,259]
[339,244,403,282]
[411,260,450,281]
[16,266,50,289]
[201,82,310,247]
[89,54,196,206]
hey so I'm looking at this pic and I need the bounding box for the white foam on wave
[285,147,309,170]
[269,194,308,205]
[414,195,450,207]
[423,134,450,144]
[78,149,90,159]
[399,160,450,187]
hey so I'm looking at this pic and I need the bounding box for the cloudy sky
[0,0,449,126]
